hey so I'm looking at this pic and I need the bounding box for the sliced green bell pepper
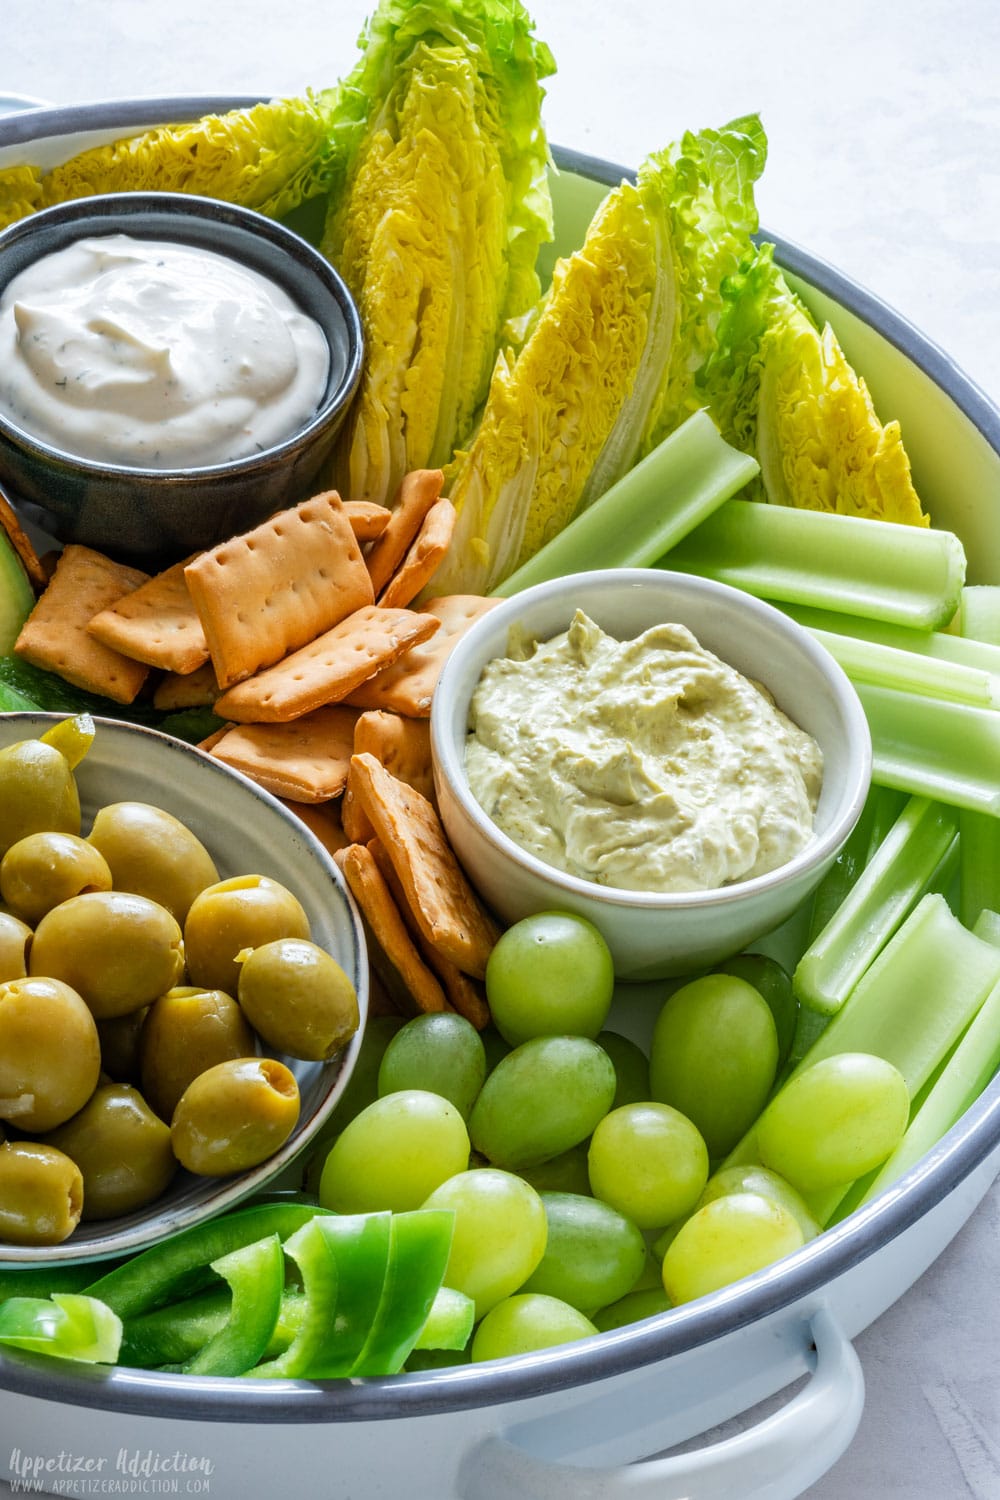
[0,1293,121,1363]
[412,1285,475,1353]
[252,1212,392,1379]
[351,1209,455,1376]
[85,1202,333,1320]
[184,1233,284,1376]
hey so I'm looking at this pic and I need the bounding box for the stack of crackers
[12,469,502,1028]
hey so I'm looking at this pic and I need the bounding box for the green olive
[0,975,102,1131]
[87,802,220,925]
[0,911,32,983]
[139,986,258,1120]
[0,737,81,855]
[184,876,310,996]
[237,939,359,1061]
[0,1140,84,1245]
[1,831,113,924]
[170,1057,300,1176]
[46,1083,176,1220]
[29,891,185,1019]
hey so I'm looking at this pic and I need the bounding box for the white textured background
[1,2,999,1495]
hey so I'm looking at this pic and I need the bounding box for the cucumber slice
[0,529,34,653]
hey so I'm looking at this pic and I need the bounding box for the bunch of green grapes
[313,911,909,1363]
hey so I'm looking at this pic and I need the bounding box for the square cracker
[208,706,359,803]
[184,493,373,690]
[342,711,435,844]
[87,553,209,674]
[346,595,500,717]
[378,499,456,610]
[348,751,500,979]
[342,499,392,543]
[152,659,221,711]
[336,843,449,1016]
[368,837,490,1030]
[212,605,440,723]
[14,545,150,704]
[364,469,443,597]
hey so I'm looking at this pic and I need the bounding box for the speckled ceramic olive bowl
[431,568,873,980]
[0,192,363,566]
[0,712,368,1267]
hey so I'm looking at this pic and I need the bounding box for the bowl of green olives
[0,712,368,1267]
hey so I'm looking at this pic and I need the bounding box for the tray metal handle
[459,1307,865,1500]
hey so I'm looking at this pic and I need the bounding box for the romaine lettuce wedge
[322,0,555,508]
[0,92,362,231]
[430,115,766,596]
[701,242,928,524]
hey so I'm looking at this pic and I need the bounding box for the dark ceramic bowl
[0,192,363,565]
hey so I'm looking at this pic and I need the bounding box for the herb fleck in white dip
[465,610,823,893]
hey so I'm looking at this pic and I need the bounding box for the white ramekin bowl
[431,568,873,980]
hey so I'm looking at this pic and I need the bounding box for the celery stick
[794,798,960,1016]
[802,797,873,947]
[808,626,1000,709]
[782,602,1000,677]
[855,973,1000,1209]
[858,682,1000,815]
[804,785,903,946]
[959,585,1000,645]
[662,501,966,630]
[974,908,1000,949]
[959,810,1000,928]
[724,895,1000,1184]
[492,412,759,598]
[865,787,908,858]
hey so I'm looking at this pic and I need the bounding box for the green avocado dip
[464,610,823,894]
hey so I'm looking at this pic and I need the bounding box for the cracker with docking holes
[153,659,221,711]
[87,553,209,674]
[348,751,500,979]
[212,605,440,723]
[336,842,449,1016]
[342,499,392,543]
[378,498,457,609]
[368,837,490,1030]
[184,493,373,690]
[208,706,359,803]
[342,711,436,844]
[14,545,150,704]
[364,469,443,597]
[346,595,500,717]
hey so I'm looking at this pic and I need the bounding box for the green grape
[521,1191,646,1312]
[302,1014,404,1193]
[484,911,614,1046]
[756,1052,910,1193]
[649,974,779,1158]
[469,1036,616,1170]
[587,1102,709,1230]
[318,1089,470,1213]
[697,1165,822,1241]
[471,1293,597,1361]
[715,954,798,1068]
[519,1143,592,1196]
[661,1192,805,1305]
[377,1012,487,1119]
[422,1168,547,1318]
[597,1030,651,1108]
[593,1286,672,1332]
